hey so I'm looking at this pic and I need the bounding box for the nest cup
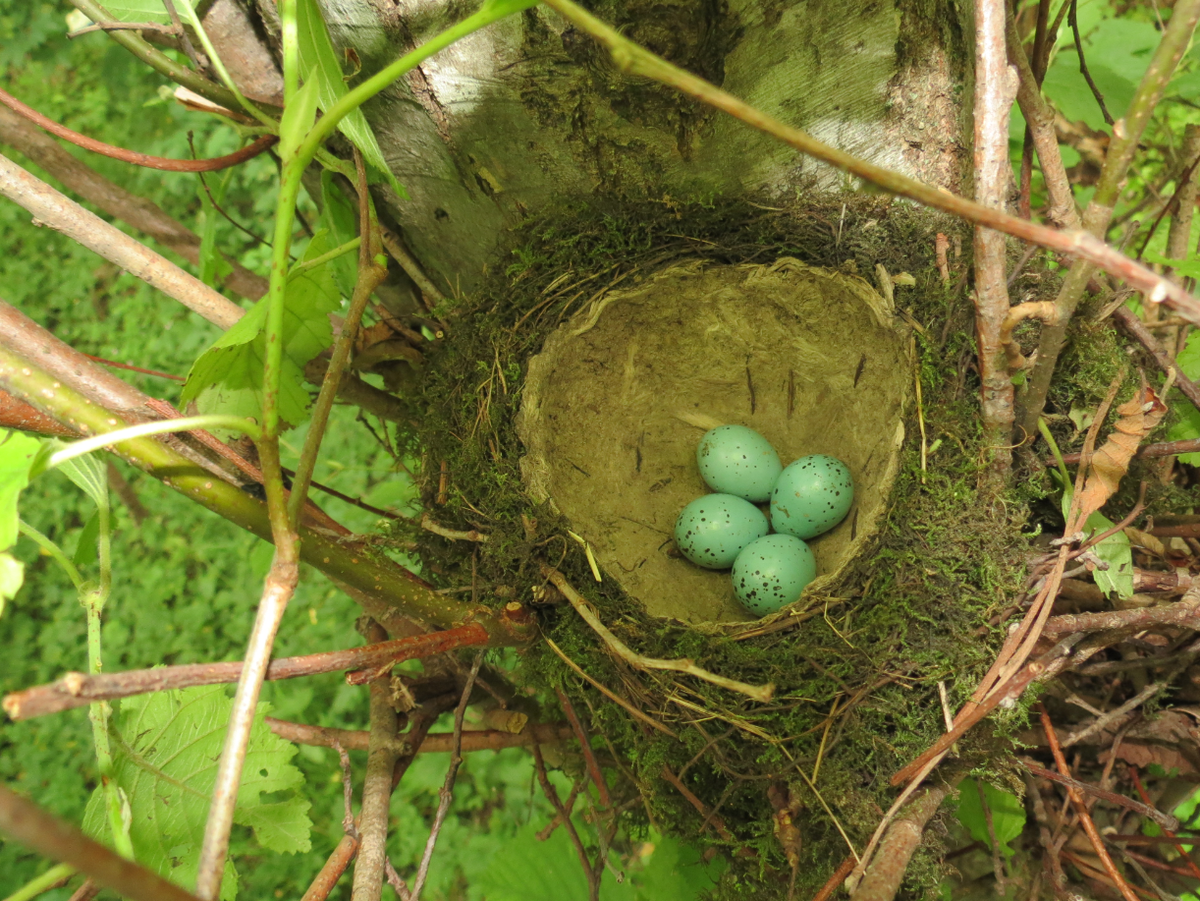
[517,257,913,623]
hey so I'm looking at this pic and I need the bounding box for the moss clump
[393,196,1109,898]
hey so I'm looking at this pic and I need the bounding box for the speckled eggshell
[770,455,854,540]
[732,534,817,616]
[674,493,770,570]
[696,425,783,502]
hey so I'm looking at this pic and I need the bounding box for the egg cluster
[673,425,854,617]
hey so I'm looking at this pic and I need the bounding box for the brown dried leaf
[767,781,803,869]
[1076,383,1166,520]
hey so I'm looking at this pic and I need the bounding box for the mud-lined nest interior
[398,197,1140,897]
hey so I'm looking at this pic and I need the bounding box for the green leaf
[477,823,636,901]
[0,552,24,617]
[86,0,172,25]
[1043,18,1161,130]
[57,452,107,510]
[318,170,359,298]
[294,0,405,196]
[197,176,234,289]
[72,512,100,570]
[82,686,312,900]
[279,73,320,162]
[955,780,1026,859]
[0,430,43,550]
[1144,250,1200,281]
[1059,490,1134,599]
[180,234,341,430]
[1164,331,1200,465]
[480,0,541,14]
[632,834,726,901]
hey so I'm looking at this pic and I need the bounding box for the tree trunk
[246,0,973,292]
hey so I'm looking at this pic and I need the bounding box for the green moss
[390,196,1128,898]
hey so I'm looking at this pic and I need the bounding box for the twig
[1042,586,1200,638]
[1128,766,1200,882]
[3,624,489,720]
[1001,301,1060,371]
[556,688,611,809]
[813,854,858,901]
[408,652,485,901]
[974,0,1018,480]
[351,621,402,901]
[1015,0,1200,441]
[1023,772,1070,896]
[0,784,201,901]
[1057,436,1200,464]
[300,834,359,901]
[378,224,447,310]
[848,780,958,901]
[660,765,734,841]
[1040,706,1141,901]
[533,743,601,901]
[420,513,489,542]
[1021,761,1179,830]
[0,153,245,328]
[542,565,773,702]
[0,105,268,300]
[1110,307,1200,415]
[195,544,299,900]
[0,87,276,172]
[977,779,1008,895]
[1069,0,1114,125]
[543,0,1200,325]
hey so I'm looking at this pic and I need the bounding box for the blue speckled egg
[674,493,769,570]
[732,534,817,616]
[771,455,854,540]
[696,425,783,502]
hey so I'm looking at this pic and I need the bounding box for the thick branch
[0,339,535,644]
[848,781,957,901]
[0,104,268,300]
[3,624,489,720]
[0,784,201,901]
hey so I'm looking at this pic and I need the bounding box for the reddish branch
[0,86,277,172]
[301,834,359,901]
[1021,761,1178,830]
[3,623,489,720]
[0,784,201,901]
[267,717,573,754]
[0,104,269,300]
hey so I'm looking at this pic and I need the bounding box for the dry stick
[408,652,485,901]
[543,637,678,738]
[542,565,773,703]
[1021,761,1179,830]
[974,0,1019,480]
[301,834,359,901]
[267,718,573,753]
[195,545,299,900]
[848,780,959,901]
[66,879,100,901]
[1016,0,1200,442]
[0,105,269,301]
[1042,585,1200,638]
[1110,307,1200,413]
[533,742,602,901]
[3,624,489,720]
[1023,772,1071,897]
[812,854,858,901]
[0,784,201,901]
[378,224,446,309]
[556,687,611,809]
[541,0,1200,324]
[0,87,276,172]
[0,152,244,328]
[1127,766,1200,883]
[1006,4,1081,229]
[1039,706,1141,901]
[1069,0,1114,126]
[1058,436,1200,463]
[351,622,402,901]
[660,765,735,841]
[1002,301,1060,370]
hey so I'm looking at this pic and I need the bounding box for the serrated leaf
[955,780,1026,859]
[0,553,24,616]
[294,0,405,197]
[1145,250,1200,281]
[180,234,340,430]
[58,452,107,510]
[279,74,320,162]
[0,430,43,550]
[318,169,359,297]
[82,685,312,900]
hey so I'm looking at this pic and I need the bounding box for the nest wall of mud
[397,197,1130,898]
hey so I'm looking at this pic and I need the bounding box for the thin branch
[0,87,275,172]
[265,717,574,754]
[1021,761,1179,830]
[0,153,244,329]
[195,549,299,899]
[3,624,489,720]
[1042,586,1200,637]
[1040,706,1141,901]
[542,565,773,702]
[974,0,1018,480]
[301,834,359,901]
[1002,301,1060,371]
[660,765,734,841]
[556,688,610,809]
[378,224,446,309]
[408,652,485,901]
[533,743,601,901]
[1016,0,1200,441]
[1070,0,1115,126]
[0,784,201,901]
[543,0,1200,325]
[0,105,268,300]
[1110,307,1200,414]
[351,621,402,901]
